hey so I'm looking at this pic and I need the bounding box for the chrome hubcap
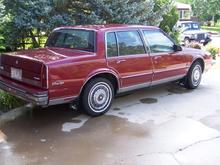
[191,65,202,86]
[88,82,112,113]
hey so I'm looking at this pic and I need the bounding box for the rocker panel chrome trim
[118,74,185,93]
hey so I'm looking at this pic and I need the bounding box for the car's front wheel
[81,78,114,116]
[185,61,202,89]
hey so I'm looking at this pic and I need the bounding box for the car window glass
[181,23,199,30]
[143,30,174,53]
[46,29,95,52]
[116,31,145,56]
[192,23,199,29]
[106,32,118,57]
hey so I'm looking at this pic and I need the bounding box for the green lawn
[202,26,220,33]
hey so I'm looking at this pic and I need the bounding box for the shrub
[186,42,202,50]
[159,5,180,43]
[0,90,25,112]
[206,45,220,60]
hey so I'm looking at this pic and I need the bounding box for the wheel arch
[80,70,120,96]
[191,58,205,73]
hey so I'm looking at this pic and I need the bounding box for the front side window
[106,32,118,57]
[143,30,174,53]
[46,29,95,52]
[116,31,145,56]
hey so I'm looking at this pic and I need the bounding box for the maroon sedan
[0,24,212,116]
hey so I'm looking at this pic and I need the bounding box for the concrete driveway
[210,34,220,47]
[0,60,220,165]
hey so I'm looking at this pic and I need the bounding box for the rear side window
[143,30,174,53]
[106,32,118,57]
[116,31,145,56]
[46,29,95,52]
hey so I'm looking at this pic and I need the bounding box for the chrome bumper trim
[0,80,48,106]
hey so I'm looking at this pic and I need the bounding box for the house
[175,2,192,21]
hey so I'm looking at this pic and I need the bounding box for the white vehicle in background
[177,21,211,46]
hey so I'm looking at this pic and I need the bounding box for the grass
[0,90,25,113]
[201,26,220,33]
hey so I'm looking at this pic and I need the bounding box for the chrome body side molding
[117,74,185,94]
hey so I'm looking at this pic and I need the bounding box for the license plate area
[11,67,22,80]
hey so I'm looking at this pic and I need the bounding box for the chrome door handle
[116,59,126,64]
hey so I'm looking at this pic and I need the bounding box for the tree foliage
[160,6,179,42]
[1,0,74,50]
[177,0,220,23]
[192,0,220,23]
[72,0,171,26]
[0,0,178,50]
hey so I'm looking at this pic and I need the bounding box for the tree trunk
[29,30,40,48]
[22,36,25,50]
[212,15,215,26]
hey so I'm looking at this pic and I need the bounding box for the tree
[0,0,176,50]
[176,0,193,3]
[160,6,179,42]
[0,0,6,50]
[153,0,179,42]
[191,0,220,24]
[72,0,171,26]
[1,0,74,50]
[0,0,4,18]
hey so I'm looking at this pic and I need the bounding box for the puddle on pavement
[71,119,82,123]
[167,85,192,94]
[0,115,152,165]
[62,115,90,132]
[140,98,158,104]
[113,107,121,111]
[200,113,220,132]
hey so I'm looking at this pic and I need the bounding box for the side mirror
[173,44,182,52]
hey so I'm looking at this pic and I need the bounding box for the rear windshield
[45,29,96,52]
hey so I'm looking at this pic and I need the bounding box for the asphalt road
[0,47,220,165]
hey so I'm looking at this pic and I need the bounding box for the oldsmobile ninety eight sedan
[0,25,212,116]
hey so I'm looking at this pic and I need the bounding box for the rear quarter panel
[47,57,107,100]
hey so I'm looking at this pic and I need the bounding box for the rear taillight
[42,65,48,89]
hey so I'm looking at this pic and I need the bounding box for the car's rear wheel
[81,78,114,116]
[185,61,202,89]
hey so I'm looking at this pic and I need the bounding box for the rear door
[106,30,153,90]
[142,29,188,84]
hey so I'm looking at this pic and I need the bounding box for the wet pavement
[1,60,220,165]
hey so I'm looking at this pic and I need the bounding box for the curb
[0,103,34,126]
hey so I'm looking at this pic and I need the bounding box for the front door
[106,30,153,89]
[142,29,188,84]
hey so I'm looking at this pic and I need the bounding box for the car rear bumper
[0,76,48,106]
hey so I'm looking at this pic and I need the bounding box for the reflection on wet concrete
[62,115,89,132]
[0,111,152,165]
